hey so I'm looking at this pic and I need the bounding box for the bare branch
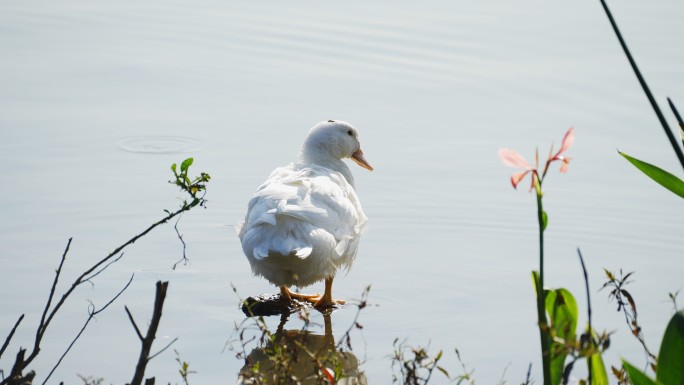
[8,349,26,383]
[148,337,178,361]
[0,315,24,361]
[125,306,144,342]
[130,281,170,385]
[0,160,210,384]
[41,275,135,385]
[95,275,134,316]
[35,238,72,354]
[23,204,195,371]
[0,239,72,385]
[83,252,126,283]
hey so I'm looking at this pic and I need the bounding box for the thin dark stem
[667,98,684,149]
[335,285,371,353]
[577,249,592,384]
[41,275,134,385]
[577,250,592,335]
[599,0,684,170]
[668,290,680,313]
[422,349,441,385]
[535,190,551,385]
[125,306,144,341]
[93,274,135,317]
[0,315,24,360]
[606,271,657,363]
[523,363,533,385]
[83,252,126,283]
[35,238,72,355]
[148,337,178,361]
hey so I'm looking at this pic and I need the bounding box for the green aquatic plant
[499,127,575,385]
[599,0,684,172]
[536,252,612,385]
[621,310,684,385]
[170,157,211,209]
[390,340,451,385]
[598,0,684,196]
[500,129,611,385]
[602,269,658,374]
[596,5,684,379]
[174,349,195,385]
[618,152,684,199]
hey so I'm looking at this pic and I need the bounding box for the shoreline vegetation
[0,159,210,385]
[2,1,684,384]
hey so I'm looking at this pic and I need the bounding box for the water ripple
[116,135,202,154]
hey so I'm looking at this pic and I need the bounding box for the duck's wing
[239,164,366,262]
[302,169,367,260]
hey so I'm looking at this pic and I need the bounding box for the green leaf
[171,163,177,173]
[623,360,662,385]
[542,210,549,231]
[532,271,541,297]
[545,288,578,385]
[619,151,684,198]
[588,350,610,385]
[180,157,194,173]
[656,309,684,385]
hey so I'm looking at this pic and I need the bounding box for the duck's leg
[313,277,346,308]
[279,286,321,303]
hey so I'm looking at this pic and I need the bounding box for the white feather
[238,121,369,288]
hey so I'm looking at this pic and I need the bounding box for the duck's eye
[347,129,353,136]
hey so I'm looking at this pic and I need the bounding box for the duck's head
[301,120,373,171]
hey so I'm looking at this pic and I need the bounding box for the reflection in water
[239,312,367,385]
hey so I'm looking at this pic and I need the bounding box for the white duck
[238,120,372,308]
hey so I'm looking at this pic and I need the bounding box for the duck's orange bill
[351,149,373,171]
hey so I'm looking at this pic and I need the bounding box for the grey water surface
[1,0,683,383]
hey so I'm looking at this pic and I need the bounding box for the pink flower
[549,127,574,173]
[498,148,538,190]
[499,127,575,190]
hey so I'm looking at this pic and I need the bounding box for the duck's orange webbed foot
[313,296,346,308]
[280,286,321,304]
[312,277,345,308]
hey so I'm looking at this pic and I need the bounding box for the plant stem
[536,192,551,385]
[577,249,593,384]
[667,98,684,150]
[599,0,684,171]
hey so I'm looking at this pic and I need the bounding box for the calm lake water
[1,0,683,383]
